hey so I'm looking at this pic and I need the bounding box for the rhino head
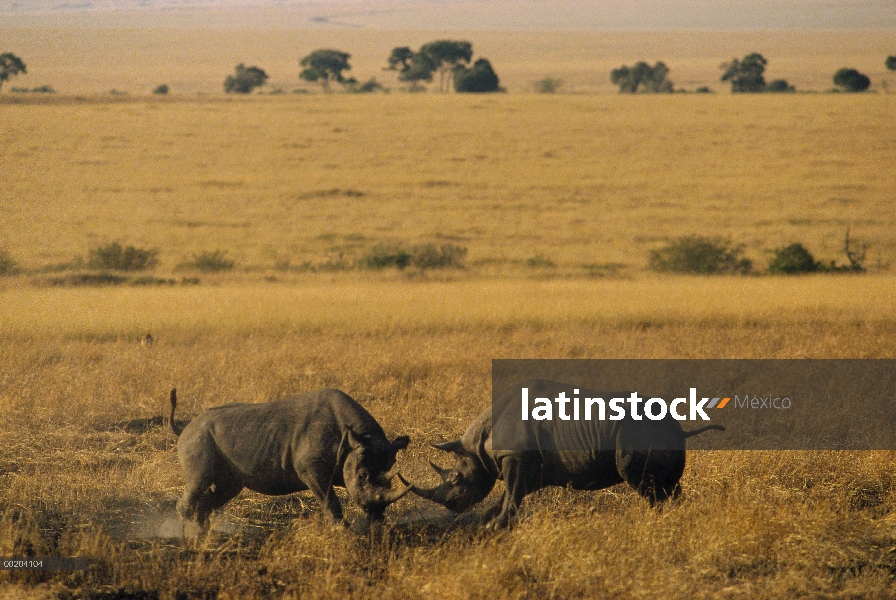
[342,429,412,520]
[410,440,497,513]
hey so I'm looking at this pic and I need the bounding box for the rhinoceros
[412,379,724,529]
[169,388,411,527]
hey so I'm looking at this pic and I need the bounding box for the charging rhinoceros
[169,388,410,527]
[412,379,724,529]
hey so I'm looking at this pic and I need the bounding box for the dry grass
[1,93,893,277]
[1,287,896,598]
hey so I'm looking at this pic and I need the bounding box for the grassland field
[2,29,896,598]
[1,93,894,275]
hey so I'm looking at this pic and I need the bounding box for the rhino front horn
[409,482,451,505]
[376,481,413,505]
[429,461,452,482]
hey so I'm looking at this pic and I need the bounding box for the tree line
[612,52,887,94]
[2,47,895,95]
[222,40,502,95]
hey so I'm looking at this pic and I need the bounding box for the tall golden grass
[1,304,895,598]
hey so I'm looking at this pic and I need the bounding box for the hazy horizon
[2,0,895,30]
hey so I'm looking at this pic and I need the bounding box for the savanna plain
[2,29,896,599]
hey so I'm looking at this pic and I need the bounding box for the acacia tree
[300,49,354,92]
[720,53,768,92]
[0,53,27,92]
[385,40,474,92]
[386,47,417,75]
[386,46,435,87]
[833,68,870,92]
[419,40,473,92]
[223,64,268,94]
[610,61,673,93]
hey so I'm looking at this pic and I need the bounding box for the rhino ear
[432,440,465,455]
[391,435,410,451]
[344,428,366,451]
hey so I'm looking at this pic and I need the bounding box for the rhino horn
[374,480,413,505]
[429,460,452,482]
[410,482,453,506]
[432,440,465,455]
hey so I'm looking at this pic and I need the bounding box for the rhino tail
[169,389,186,436]
[681,424,725,438]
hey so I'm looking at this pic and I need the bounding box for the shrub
[0,249,19,275]
[649,236,752,274]
[352,78,386,93]
[833,68,870,92]
[454,58,501,93]
[87,242,157,271]
[362,243,467,270]
[766,79,795,93]
[362,245,412,270]
[130,276,178,286]
[10,85,54,94]
[767,243,819,274]
[526,254,556,268]
[836,228,867,272]
[411,244,467,268]
[153,84,169,95]
[50,273,129,286]
[534,77,562,93]
[180,250,235,273]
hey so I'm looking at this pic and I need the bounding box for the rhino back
[480,380,689,484]
[480,380,622,456]
[179,389,387,491]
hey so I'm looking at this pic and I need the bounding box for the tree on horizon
[833,68,870,92]
[387,41,473,93]
[300,49,354,92]
[224,63,268,94]
[0,52,27,92]
[721,53,768,92]
[611,61,673,93]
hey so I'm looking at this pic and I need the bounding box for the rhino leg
[479,502,502,526]
[486,455,530,530]
[198,479,244,527]
[295,465,344,523]
[178,471,244,528]
[177,434,244,527]
[616,448,684,505]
